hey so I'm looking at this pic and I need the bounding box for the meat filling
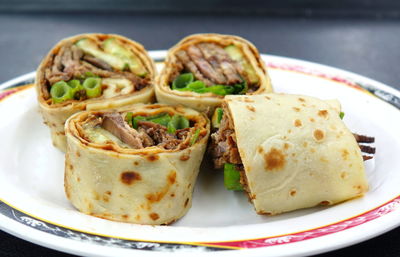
[210,106,242,169]
[42,42,149,100]
[172,42,253,88]
[95,113,192,150]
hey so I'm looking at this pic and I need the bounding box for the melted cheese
[83,125,130,148]
[102,78,134,98]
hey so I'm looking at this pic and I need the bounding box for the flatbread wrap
[155,33,273,112]
[64,104,209,224]
[210,94,370,215]
[36,33,156,152]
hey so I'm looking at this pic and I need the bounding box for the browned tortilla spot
[146,154,160,162]
[341,149,349,160]
[149,213,159,221]
[318,110,328,118]
[244,98,255,103]
[309,118,315,122]
[264,96,271,100]
[77,177,81,182]
[313,129,324,141]
[68,164,73,170]
[103,194,110,202]
[134,161,139,165]
[293,107,300,112]
[170,193,175,197]
[290,189,297,196]
[264,148,286,171]
[168,171,176,185]
[120,171,142,185]
[122,214,129,219]
[180,154,190,161]
[340,172,348,179]
[246,105,256,112]
[284,143,290,150]
[184,198,189,207]
[294,119,302,127]
[105,191,112,195]
[257,146,264,154]
[135,214,141,220]
[76,151,81,157]
[298,98,305,102]
[319,201,330,206]
[303,142,308,147]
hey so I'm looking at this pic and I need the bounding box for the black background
[1,1,399,256]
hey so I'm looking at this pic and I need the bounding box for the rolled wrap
[36,33,156,152]
[216,94,368,215]
[64,104,210,225]
[155,33,273,112]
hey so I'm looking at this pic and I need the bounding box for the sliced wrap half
[65,104,209,225]
[36,33,156,152]
[210,94,368,215]
[155,33,273,112]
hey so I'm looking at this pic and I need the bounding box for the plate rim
[1,51,400,257]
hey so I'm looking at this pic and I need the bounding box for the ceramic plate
[1,51,400,257]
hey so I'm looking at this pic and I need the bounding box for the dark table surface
[0,13,399,257]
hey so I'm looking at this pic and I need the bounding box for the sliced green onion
[217,108,224,124]
[339,112,345,119]
[148,113,171,127]
[84,71,99,78]
[67,79,82,96]
[172,73,194,89]
[186,80,206,91]
[167,115,179,134]
[132,115,146,129]
[50,81,74,104]
[83,77,102,98]
[224,163,243,191]
[125,112,133,127]
[190,128,200,145]
[179,116,190,129]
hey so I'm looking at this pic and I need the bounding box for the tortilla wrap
[223,94,368,214]
[155,33,273,112]
[36,33,156,152]
[64,104,210,225]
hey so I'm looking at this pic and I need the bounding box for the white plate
[1,51,400,257]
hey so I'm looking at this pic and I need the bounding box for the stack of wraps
[156,33,273,112]
[36,33,156,152]
[211,94,368,215]
[64,104,210,224]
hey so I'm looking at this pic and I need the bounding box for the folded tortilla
[64,104,210,225]
[36,33,156,152]
[155,33,273,112]
[212,94,368,215]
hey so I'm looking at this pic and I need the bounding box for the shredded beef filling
[172,42,253,88]
[42,42,149,100]
[99,113,191,150]
[209,106,242,169]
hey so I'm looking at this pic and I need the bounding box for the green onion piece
[206,85,228,95]
[179,116,190,129]
[133,115,146,129]
[67,79,82,96]
[187,80,206,91]
[83,77,102,98]
[167,115,180,134]
[125,112,133,127]
[217,108,224,124]
[148,113,171,127]
[84,71,99,78]
[339,112,345,119]
[172,73,194,89]
[190,128,200,145]
[50,81,74,104]
[224,163,243,191]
